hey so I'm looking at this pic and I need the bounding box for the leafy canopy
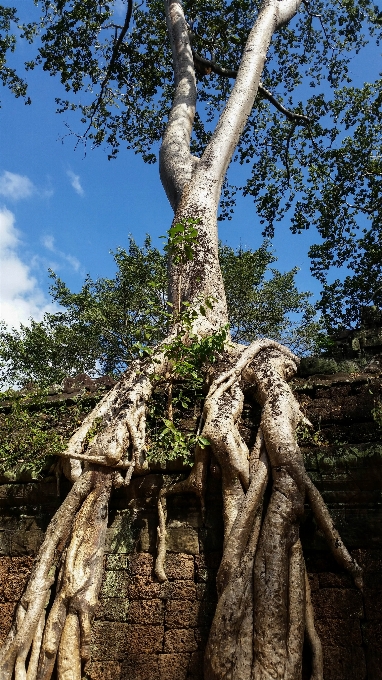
[0,239,321,388]
[2,0,382,326]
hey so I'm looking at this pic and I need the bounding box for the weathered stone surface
[323,646,367,680]
[91,622,164,660]
[0,556,33,602]
[84,660,121,680]
[315,617,363,646]
[164,629,198,653]
[127,599,164,625]
[166,523,199,554]
[165,601,200,629]
[120,654,159,680]
[100,570,130,598]
[0,602,16,644]
[164,553,194,580]
[160,580,196,601]
[158,654,190,680]
[128,576,161,600]
[312,588,364,620]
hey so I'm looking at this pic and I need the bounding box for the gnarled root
[203,342,362,680]
[0,471,94,679]
[155,445,210,582]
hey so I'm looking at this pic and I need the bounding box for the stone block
[84,661,121,680]
[312,588,364,620]
[105,510,135,554]
[164,629,198,653]
[10,530,44,556]
[0,556,33,602]
[166,524,199,555]
[352,549,382,573]
[160,581,196,601]
[91,622,164,660]
[0,601,16,644]
[100,570,130,598]
[96,597,130,622]
[194,552,222,570]
[105,554,130,571]
[315,617,362,646]
[158,653,189,680]
[364,586,382,621]
[0,532,10,556]
[120,654,159,680]
[127,576,161,600]
[164,553,194,580]
[128,553,154,578]
[318,572,352,589]
[165,601,200,629]
[127,599,164,625]
[323,646,366,680]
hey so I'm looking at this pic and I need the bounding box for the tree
[0,0,379,678]
[0,238,320,388]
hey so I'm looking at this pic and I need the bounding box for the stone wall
[0,369,382,679]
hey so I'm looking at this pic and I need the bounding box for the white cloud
[0,208,54,328]
[41,234,81,272]
[0,171,35,201]
[67,170,84,196]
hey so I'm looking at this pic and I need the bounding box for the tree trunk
[0,0,363,678]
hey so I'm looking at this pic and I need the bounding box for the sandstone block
[164,629,198,653]
[100,570,129,599]
[96,597,130,622]
[127,576,161,600]
[312,588,364,620]
[0,601,16,644]
[316,617,362,646]
[165,601,200,629]
[127,599,164,625]
[158,653,189,680]
[323,646,366,680]
[160,580,196,600]
[91,622,164,660]
[128,553,154,578]
[84,661,121,680]
[166,525,199,554]
[0,556,33,602]
[121,654,159,680]
[164,553,194,580]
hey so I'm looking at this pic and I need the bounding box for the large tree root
[1,337,363,680]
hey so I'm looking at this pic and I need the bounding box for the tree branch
[159,0,199,212]
[191,0,304,201]
[192,51,310,126]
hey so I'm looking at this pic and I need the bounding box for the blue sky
[0,4,379,329]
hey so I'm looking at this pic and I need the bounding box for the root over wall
[0,369,381,680]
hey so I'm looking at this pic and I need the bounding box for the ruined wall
[0,369,381,679]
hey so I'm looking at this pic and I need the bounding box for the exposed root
[204,343,362,680]
[304,567,324,680]
[155,445,210,582]
[304,473,363,589]
[0,471,94,679]
[286,540,305,680]
[1,335,363,680]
